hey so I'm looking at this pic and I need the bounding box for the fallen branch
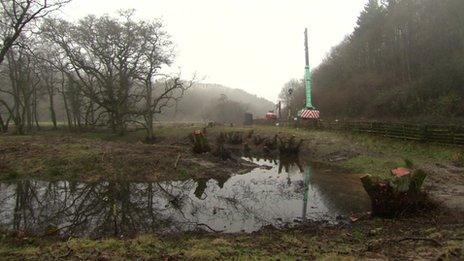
[396,237,443,247]
[58,237,74,259]
[195,223,224,233]
[174,153,181,169]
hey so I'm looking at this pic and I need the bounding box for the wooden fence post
[316,121,462,145]
[421,125,428,143]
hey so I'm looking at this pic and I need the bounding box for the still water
[0,157,369,237]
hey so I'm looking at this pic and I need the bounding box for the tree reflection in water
[0,158,369,237]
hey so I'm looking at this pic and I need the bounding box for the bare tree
[42,12,150,134]
[0,0,71,65]
[138,77,192,140]
[135,20,193,139]
[0,102,10,132]
[278,79,305,121]
[42,11,192,136]
[1,39,41,134]
[36,49,59,129]
[0,86,12,132]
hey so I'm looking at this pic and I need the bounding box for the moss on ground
[0,211,463,260]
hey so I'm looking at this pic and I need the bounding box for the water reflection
[0,158,369,237]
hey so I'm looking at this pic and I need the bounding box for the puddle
[0,158,370,237]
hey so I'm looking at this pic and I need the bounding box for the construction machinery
[299,28,320,121]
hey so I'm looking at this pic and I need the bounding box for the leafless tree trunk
[0,0,71,65]
[39,63,58,129]
[0,100,12,132]
[32,86,40,129]
[0,111,5,132]
[60,74,73,130]
[141,77,191,140]
[5,41,40,134]
[7,50,25,134]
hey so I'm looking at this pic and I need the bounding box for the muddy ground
[0,124,463,260]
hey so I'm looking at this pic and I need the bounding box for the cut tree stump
[192,131,211,154]
[361,169,428,217]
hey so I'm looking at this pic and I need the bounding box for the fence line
[254,119,464,145]
[320,121,464,145]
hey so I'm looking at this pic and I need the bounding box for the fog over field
[60,0,367,102]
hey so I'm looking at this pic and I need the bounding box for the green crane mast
[304,28,313,109]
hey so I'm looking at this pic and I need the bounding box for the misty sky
[61,0,367,102]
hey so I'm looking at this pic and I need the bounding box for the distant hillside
[158,83,275,122]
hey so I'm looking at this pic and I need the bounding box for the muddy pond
[0,157,370,237]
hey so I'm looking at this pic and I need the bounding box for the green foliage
[404,159,414,169]
[278,79,306,120]
[4,170,19,180]
[291,0,464,121]
[179,168,189,177]
[344,156,402,178]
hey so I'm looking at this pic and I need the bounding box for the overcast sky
[61,0,367,102]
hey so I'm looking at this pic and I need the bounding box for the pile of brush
[225,131,243,145]
[263,135,279,152]
[246,131,304,156]
[216,131,244,145]
[278,136,304,156]
[252,135,266,145]
[246,130,254,139]
[213,133,233,161]
[212,142,232,161]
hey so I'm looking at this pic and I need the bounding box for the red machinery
[266,111,278,121]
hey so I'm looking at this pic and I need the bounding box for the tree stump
[361,169,428,217]
[192,130,211,154]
